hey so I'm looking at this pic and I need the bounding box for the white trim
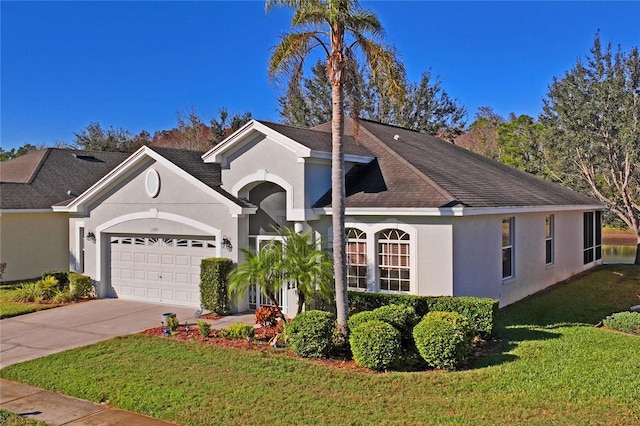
[340,220,418,295]
[55,146,247,215]
[202,120,374,166]
[73,221,85,272]
[316,204,605,217]
[0,209,56,215]
[231,169,317,222]
[94,210,223,298]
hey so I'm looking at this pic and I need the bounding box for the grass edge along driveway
[2,265,639,425]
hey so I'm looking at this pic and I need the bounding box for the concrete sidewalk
[1,379,178,425]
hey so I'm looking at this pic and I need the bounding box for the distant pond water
[602,245,637,264]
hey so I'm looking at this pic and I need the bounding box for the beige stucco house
[50,118,604,313]
[0,149,128,282]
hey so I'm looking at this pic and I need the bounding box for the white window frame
[545,214,555,266]
[346,228,368,290]
[377,228,411,293]
[502,217,515,280]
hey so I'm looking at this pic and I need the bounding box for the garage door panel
[110,235,215,307]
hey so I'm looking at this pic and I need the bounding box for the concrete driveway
[0,299,252,368]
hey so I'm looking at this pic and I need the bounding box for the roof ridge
[355,119,458,204]
[25,148,52,184]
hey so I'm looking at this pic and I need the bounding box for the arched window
[377,229,410,292]
[346,228,367,290]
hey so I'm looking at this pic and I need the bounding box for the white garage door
[109,236,217,307]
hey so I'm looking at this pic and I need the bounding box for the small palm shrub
[37,276,61,300]
[52,288,75,304]
[226,323,255,339]
[197,321,211,338]
[69,273,94,299]
[413,311,473,370]
[13,282,44,303]
[603,312,640,335]
[286,310,335,358]
[350,320,402,371]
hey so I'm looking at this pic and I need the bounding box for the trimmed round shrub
[413,311,473,370]
[286,310,336,358]
[371,304,419,341]
[69,273,94,299]
[350,320,402,371]
[347,310,379,332]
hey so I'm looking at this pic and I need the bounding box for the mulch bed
[139,324,369,372]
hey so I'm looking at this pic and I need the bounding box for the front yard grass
[1,265,639,425]
[0,282,62,319]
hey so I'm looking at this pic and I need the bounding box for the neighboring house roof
[314,118,601,210]
[0,149,129,210]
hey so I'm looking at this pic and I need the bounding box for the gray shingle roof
[258,120,373,158]
[315,118,600,209]
[147,146,254,208]
[1,149,129,210]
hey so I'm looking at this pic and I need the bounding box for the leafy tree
[73,122,149,153]
[276,227,333,314]
[455,107,503,159]
[228,243,287,322]
[541,34,640,263]
[0,143,41,161]
[496,115,548,176]
[152,108,252,151]
[267,0,405,334]
[279,62,467,141]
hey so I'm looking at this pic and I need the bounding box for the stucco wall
[500,211,593,306]
[0,212,69,282]
[70,159,240,298]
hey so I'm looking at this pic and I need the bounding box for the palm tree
[266,0,405,334]
[277,227,333,314]
[227,244,287,322]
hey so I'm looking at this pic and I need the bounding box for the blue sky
[1,1,639,151]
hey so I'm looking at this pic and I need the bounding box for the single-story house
[0,149,128,282]
[53,118,604,313]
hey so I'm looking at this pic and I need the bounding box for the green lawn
[0,282,63,319]
[1,265,639,425]
[0,410,46,426]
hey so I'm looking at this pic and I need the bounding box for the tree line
[3,30,637,263]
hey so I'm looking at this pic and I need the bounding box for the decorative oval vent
[145,169,161,198]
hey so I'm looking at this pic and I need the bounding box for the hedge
[348,291,498,337]
[200,258,233,315]
[350,320,402,371]
[413,311,473,370]
[286,310,336,358]
[42,270,71,287]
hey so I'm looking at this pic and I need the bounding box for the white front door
[248,235,288,313]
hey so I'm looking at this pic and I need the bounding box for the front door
[248,235,287,313]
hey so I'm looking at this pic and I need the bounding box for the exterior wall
[69,159,240,304]
[0,212,69,282]
[221,135,308,217]
[452,210,597,308]
[313,215,454,297]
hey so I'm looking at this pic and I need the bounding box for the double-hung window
[545,214,555,266]
[378,229,410,292]
[346,228,367,290]
[502,218,515,280]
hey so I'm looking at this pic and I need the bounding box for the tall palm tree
[266,0,405,333]
[277,227,333,314]
[228,244,287,322]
